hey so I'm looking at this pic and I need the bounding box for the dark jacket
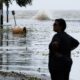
[49,32,79,63]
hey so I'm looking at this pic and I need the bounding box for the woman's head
[53,18,66,32]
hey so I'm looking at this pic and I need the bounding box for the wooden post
[6,0,9,23]
[12,10,17,26]
[0,1,3,29]
[0,1,3,46]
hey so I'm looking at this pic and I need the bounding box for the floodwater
[0,20,80,80]
[0,20,53,75]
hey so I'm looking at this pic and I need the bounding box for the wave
[32,10,52,20]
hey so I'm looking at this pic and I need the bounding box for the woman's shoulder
[52,33,61,41]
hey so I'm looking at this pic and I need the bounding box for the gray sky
[3,0,80,10]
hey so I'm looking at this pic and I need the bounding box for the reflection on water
[0,20,80,76]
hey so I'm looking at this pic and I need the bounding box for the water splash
[32,10,52,20]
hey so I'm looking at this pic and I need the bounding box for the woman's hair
[55,18,66,31]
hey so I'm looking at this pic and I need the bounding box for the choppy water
[3,10,80,20]
[1,10,80,80]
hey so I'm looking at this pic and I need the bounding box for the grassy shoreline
[0,71,42,80]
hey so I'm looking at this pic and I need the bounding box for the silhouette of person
[48,18,79,80]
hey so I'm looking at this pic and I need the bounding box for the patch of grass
[0,71,42,80]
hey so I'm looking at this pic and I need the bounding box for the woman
[48,18,79,80]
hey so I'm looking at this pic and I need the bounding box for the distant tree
[0,0,32,28]
[3,0,32,6]
[15,0,32,6]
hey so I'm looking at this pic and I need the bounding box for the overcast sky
[3,0,80,10]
